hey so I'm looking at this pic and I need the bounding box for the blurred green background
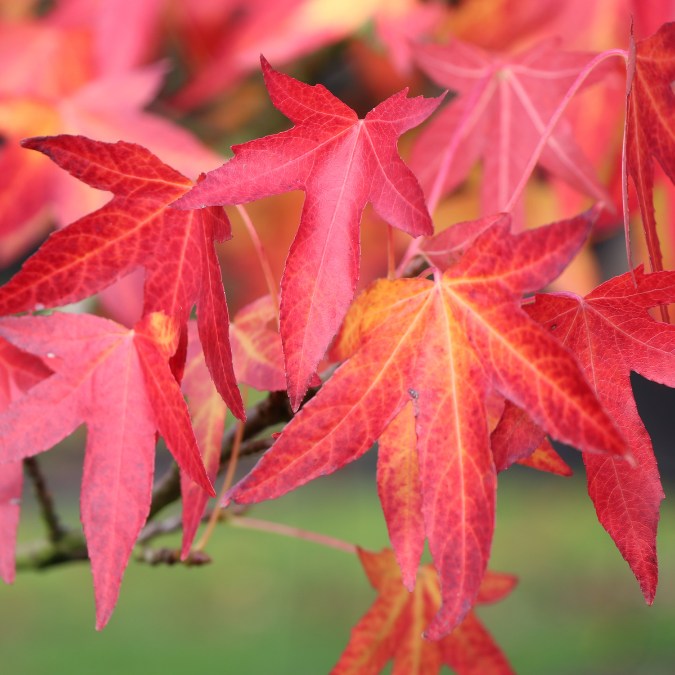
[2,435,675,675]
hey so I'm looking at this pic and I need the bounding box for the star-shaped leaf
[0,136,243,419]
[333,547,516,675]
[411,38,609,222]
[228,213,627,638]
[176,57,443,409]
[527,267,675,603]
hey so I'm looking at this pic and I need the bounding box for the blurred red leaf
[169,0,329,109]
[230,295,286,392]
[332,547,516,675]
[0,10,219,264]
[411,38,609,223]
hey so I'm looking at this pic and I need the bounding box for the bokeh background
[2,1,675,673]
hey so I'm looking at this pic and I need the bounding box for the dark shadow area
[632,372,675,480]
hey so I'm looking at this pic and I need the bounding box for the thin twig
[14,530,88,571]
[230,515,357,555]
[14,354,317,572]
[23,457,67,544]
[194,389,248,551]
[387,225,396,280]
[138,503,250,547]
[235,204,280,322]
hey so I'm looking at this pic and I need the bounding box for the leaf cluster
[1,2,675,673]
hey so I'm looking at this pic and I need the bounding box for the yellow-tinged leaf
[332,548,516,675]
[231,213,627,638]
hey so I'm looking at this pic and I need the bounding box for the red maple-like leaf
[176,57,443,410]
[0,338,53,584]
[527,266,675,603]
[0,311,214,628]
[624,22,675,272]
[333,547,516,675]
[228,213,628,639]
[490,400,550,471]
[0,135,243,419]
[411,37,609,221]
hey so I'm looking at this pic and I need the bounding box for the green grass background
[2,451,675,675]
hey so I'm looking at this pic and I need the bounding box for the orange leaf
[230,213,627,638]
[332,547,516,675]
[517,440,572,477]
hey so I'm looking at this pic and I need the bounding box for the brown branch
[137,505,253,565]
[15,530,88,571]
[148,389,294,519]
[136,546,212,566]
[14,389,306,572]
[23,457,67,544]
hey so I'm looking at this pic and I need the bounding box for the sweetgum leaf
[176,57,443,410]
[229,212,628,638]
[528,267,675,603]
[0,311,214,628]
[412,38,609,223]
[332,547,516,675]
[625,22,675,272]
[1,135,243,419]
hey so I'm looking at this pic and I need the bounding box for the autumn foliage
[1,1,675,672]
